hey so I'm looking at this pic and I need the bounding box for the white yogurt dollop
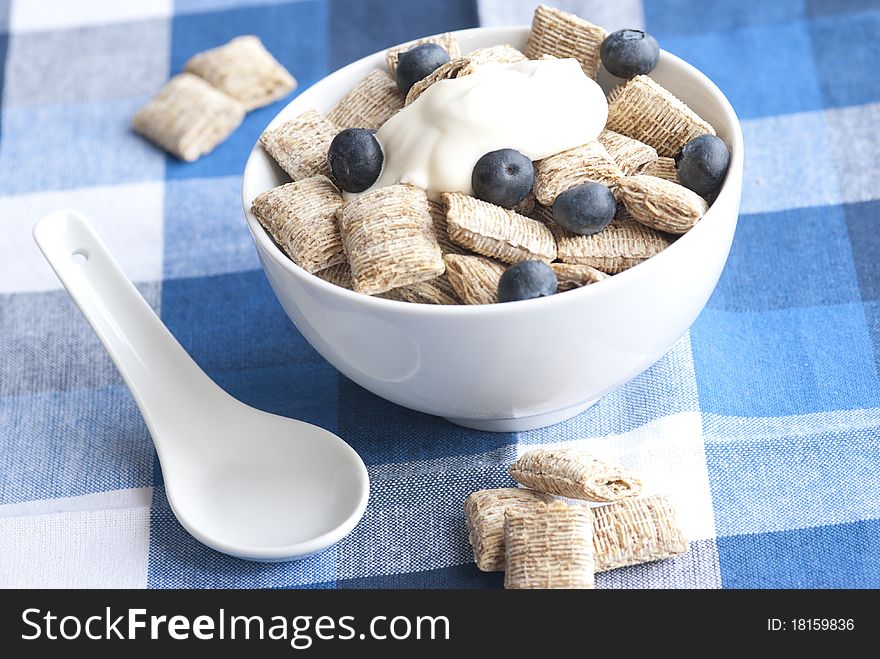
[357,57,608,200]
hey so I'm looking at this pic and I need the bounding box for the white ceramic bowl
[242,26,743,432]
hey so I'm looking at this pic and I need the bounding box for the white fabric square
[0,488,152,588]
[0,182,165,294]
[10,0,173,33]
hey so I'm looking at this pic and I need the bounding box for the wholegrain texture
[504,501,595,589]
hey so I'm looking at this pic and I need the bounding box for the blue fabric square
[0,385,154,504]
[336,378,516,465]
[691,304,880,417]
[0,100,166,195]
[810,9,880,109]
[646,0,804,36]
[844,200,880,302]
[337,564,502,589]
[214,364,340,432]
[2,20,171,108]
[705,425,880,537]
[0,285,162,397]
[175,0,298,13]
[740,111,841,215]
[328,0,478,70]
[660,20,823,119]
[166,0,327,179]
[717,520,880,588]
[0,0,11,32]
[709,205,861,312]
[147,485,337,588]
[160,270,324,374]
[163,175,260,279]
[864,300,880,376]
[806,0,880,16]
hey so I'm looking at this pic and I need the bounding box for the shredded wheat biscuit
[643,156,679,182]
[132,73,245,162]
[444,254,507,305]
[326,69,404,130]
[533,141,624,206]
[504,501,594,589]
[598,129,659,176]
[510,447,642,502]
[315,262,353,289]
[381,274,460,305]
[250,176,345,273]
[428,200,469,255]
[259,110,336,181]
[338,185,444,295]
[184,35,296,111]
[465,488,552,572]
[606,75,715,157]
[444,192,556,264]
[404,57,474,105]
[551,262,609,291]
[524,4,606,78]
[618,174,707,234]
[540,205,673,274]
[466,44,528,65]
[386,33,461,76]
[593,495,689,571]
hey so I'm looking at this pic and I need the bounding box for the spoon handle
[33,209,227,439]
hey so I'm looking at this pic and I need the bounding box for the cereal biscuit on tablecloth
[551,262,609,291]
[504,501,595,589]
[597,129,659,177]
[250,176,345,274]
[524,4,606,78]
[533,142,624,206]
[326,70,405,130]
[618,174,707,234]
[386,33,461,76]
[132,73,245,162]
[337,185,444,295]
[464,488,552,572]
[184,35,296,111]
[443,192,556,264]
[259,110,336,181]
[444,254,507,305]
[593,495,689,571]
[606,75,715,157]
[509,447,643,502]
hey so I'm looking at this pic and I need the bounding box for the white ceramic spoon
[34,209,369,561]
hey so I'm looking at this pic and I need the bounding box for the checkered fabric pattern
[1,0,878,589]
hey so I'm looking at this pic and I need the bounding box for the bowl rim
[242,24,744,317]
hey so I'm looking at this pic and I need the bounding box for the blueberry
[471,149,535,208]
[675,134,730,195]
[497,260,557,303]
[551,182,616,236]
[600,29,660,79]
[396,43,450,95]
[327,128,383,193]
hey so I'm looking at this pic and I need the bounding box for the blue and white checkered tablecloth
[1,0,878,589]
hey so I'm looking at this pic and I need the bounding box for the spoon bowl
[34,209,369,561]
